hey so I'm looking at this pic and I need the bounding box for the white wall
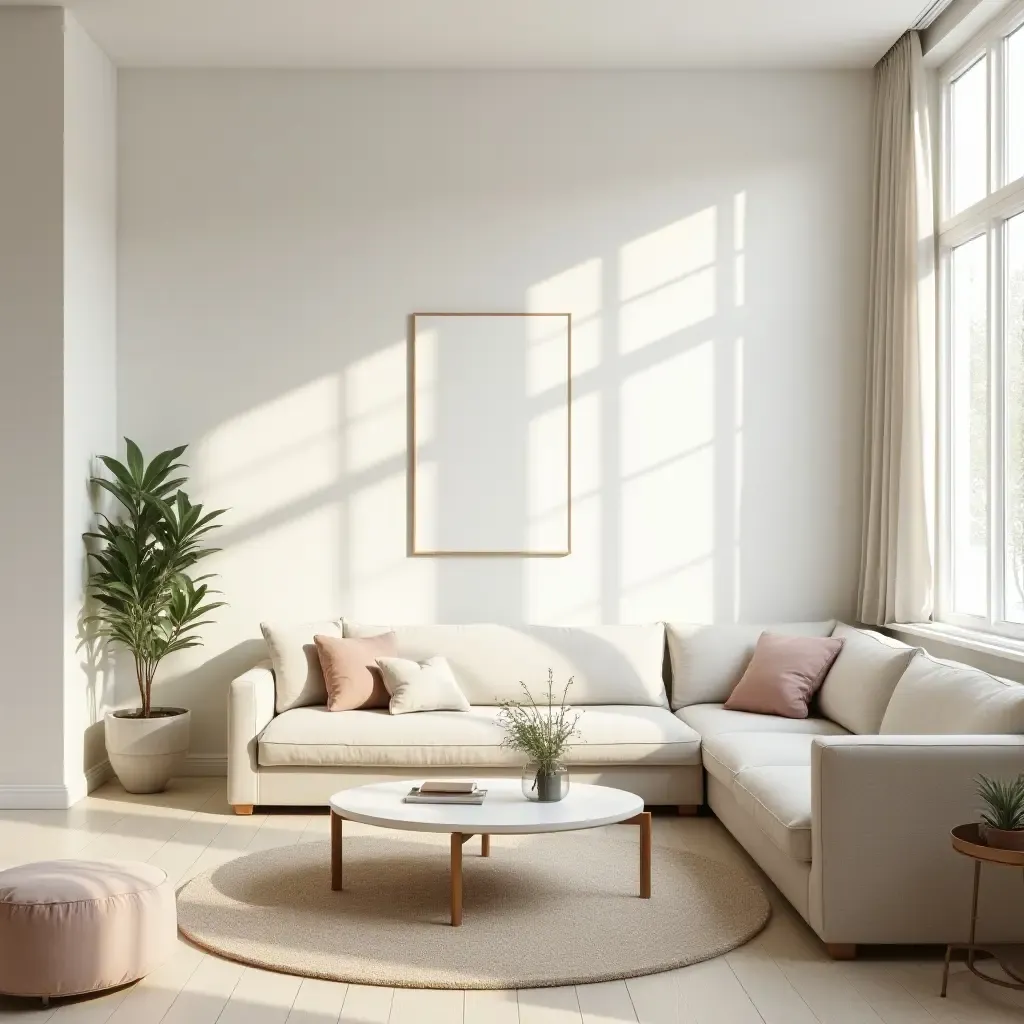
[0,8,67,796]
[118,71,873,758]
[63,14,118,795]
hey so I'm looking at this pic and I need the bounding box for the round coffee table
[329,779,648,926]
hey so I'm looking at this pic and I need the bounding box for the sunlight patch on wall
[620,209,717,300]
[620,453,715,622]
[525,495,601,623]
[733,334,745,622]
[195,375,340,527]
[621,344,714,478]
[218,504,343,622]
[345,341,406,473]
[619,209,717,353]
[619,340,715,621]
[350,470,436,621]
[734,191,746,307]
[528,405,572,528]
[524,392,601,622]
[526,258,602,390]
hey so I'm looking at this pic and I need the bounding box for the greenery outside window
[938,3,1024,638]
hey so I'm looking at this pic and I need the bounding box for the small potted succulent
[498,670,582,802]
[977,773,1024,850]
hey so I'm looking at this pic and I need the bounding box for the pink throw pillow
[314,633,396,711]
[725,632,845,719]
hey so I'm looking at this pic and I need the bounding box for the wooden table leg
[639,811,651,898]
[481,834,490,857]
[968,860,981,972]
[451,832,463,926]
[619,811,652,898]
[331,810,343,891]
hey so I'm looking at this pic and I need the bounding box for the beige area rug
[176,832,771,989]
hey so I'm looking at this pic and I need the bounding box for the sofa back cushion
[261,618,343,712]
[879,651,1024,734]
[817,624,918,734]
[665,621,836,710]
[343,623,668,706]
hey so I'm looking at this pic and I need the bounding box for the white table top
[329,779,643,834]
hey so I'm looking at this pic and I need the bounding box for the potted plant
[498,670,582,802]
[86,439,227,793]
[977,773,1024,850]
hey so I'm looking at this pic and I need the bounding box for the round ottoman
[0,860,177,1000]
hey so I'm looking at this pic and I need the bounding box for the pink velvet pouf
[0,859,177,1001]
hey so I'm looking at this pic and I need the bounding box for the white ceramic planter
[105,708,191,794]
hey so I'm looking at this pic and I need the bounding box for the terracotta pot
[979,823,1024,851]
[105,708,190,794]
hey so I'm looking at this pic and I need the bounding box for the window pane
[951,57,988,213]
[1005,214,1024,621]
[950,235,988,616]
[1009,27,1024,185]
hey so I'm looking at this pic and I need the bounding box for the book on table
[404,781,486,805]
[419,780,478,794]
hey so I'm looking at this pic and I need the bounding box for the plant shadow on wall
[85,440,228,792]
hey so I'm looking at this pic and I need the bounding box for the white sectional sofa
[228,619,1024,954]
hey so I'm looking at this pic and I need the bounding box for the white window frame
[936,0,1024,639]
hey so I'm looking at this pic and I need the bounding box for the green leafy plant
[85,439,228,718]
[497,670,582,773]
[977,773,1024,831]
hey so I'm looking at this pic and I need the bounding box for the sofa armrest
[810,734,1024,944]
[227,661,276,809]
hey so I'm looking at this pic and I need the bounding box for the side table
[942,823,1024,996]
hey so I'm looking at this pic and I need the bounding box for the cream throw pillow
[261,619,342,712]
[817,624,918,734]
[879,652,1024,734]
[375,656,471,715]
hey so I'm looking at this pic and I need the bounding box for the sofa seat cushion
[343,623,668,707]
[731,766,812,862]
[677,704,849,741]
[701,732,818,788]
[258,705,701,768]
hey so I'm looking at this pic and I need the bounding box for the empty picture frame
[409,312,572,557]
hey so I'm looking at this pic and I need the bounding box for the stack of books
[403,780,487,805]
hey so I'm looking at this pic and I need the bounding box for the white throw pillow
[376,656,472,715]
[817,624,918,734]
[261,618,342,712]
[665,621,837,709]
[879,651,1024,735]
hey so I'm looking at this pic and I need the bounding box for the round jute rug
[176,832,770,989]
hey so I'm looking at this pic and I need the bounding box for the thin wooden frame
[407,312,572,558]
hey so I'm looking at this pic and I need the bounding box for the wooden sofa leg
[233,804,254,815]
[825,943,857,960]
[677,805,699,816]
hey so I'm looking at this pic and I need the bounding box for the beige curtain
[858,31,936,626]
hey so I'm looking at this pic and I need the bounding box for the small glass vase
[522,762,570,802]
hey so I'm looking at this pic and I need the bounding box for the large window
[938,6,1024,637]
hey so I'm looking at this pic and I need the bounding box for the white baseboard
[180,754,227,777]
[85,760,113,793]
[0,784,77,809]
[0,761,113,809]
[0,758,219,809]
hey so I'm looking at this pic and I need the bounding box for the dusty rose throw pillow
[724,632,845,719]
[314,633,396,711]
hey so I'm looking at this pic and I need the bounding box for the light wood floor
[1,777,1023,1023]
